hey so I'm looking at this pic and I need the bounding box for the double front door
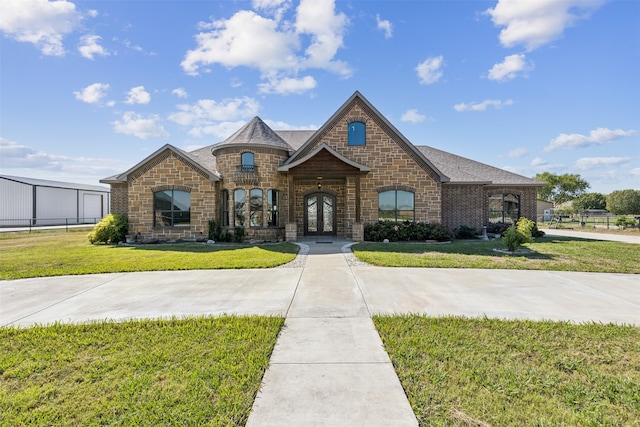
[304,193,336,236]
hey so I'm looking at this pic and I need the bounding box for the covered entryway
[278,143,371,241]
[304,193,336,236]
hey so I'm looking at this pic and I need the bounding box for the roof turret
[211,116,293,154]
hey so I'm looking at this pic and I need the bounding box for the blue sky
[1,0,638,194]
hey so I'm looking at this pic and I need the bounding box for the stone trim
[377,184,416,193]
[301,187,338,198]
[345,115,369,124]
[151,184,193,193]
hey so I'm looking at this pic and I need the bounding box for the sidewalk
[246,241,418,426]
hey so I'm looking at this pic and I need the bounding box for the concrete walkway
[543,228,640,244]
[246,241,418,426]
[1,238,639,426]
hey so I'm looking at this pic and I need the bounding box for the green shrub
[88,214,128,244]
[615,217,637,228]
[363,221,453,242]
[486,222,510,235]
[233,226,245,243]
[501,217,535,252]
[454,225,478,240]
[208,219,220,241]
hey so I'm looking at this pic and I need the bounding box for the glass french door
[304,193,336,236]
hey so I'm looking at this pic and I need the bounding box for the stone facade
[126,151,217,240]
[103,92,541,242]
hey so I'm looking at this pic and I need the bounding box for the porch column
[288,174,295,222]
[355,173,361,223]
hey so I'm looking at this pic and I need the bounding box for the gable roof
[210,116,293,154]
[282,91,449,183]
[417,146,542,186]
[100,144,220,184]
[277,143,371,172]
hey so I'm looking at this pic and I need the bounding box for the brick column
[352,222,364,242]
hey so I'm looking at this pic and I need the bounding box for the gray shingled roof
[275,130,316,151]
[210,117,293,153]
[417,146,541,186]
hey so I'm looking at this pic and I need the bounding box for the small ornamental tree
[501,217,535,252]
[88,214,128,244]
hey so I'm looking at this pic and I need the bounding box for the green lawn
[374,315,640,426]
[0,229,299,279]
[352,236,639,273]
[0,316,283,426]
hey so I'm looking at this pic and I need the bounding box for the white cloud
[416,56,444,85]
[181,0,350,93]
[0,137,123,179]
[485,0,606,51]
[74,83,111,104]
[263,119,316,130]
[112,112,169,139]
[188,121,248,139]
[401,109,426,123]
[531,157,548,167]
[78,34,109,60]
[87,9,99,18]
[0,0,82,56]
[630,168,640,177]
[168,97,260,129]
[506,147,528,158]
[172,88,188,98]
[258,75,317,94]
[252,0,292,21]
[488,53,531,81]
[376,14,393,39]
[575,157,631,171]
[125,86,151,105]
[454,99,514,112]
[545,127,638,152]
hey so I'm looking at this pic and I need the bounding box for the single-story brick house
[102,91,542,241]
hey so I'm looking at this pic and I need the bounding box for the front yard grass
[0,316,283,426]
[353,236,639,273]
[374,315,640,426]
[0,229,299,280]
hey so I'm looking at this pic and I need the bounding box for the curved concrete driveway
[2,241,638,328]
[1,235,638,426]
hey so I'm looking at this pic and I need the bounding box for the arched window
[234,188,245,226]
[488,193,520,224]
[348,122,366,146]
[241,152,255,172]
[221,190,229,227]
[154,190,190,227]
[250,189,263,227]
[378,190,414,222]
[268,189,279,226]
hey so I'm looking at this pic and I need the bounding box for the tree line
[533,172,640,215]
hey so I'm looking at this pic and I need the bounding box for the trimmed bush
[364,221,453,242]
[233,226,245,243]
[88,214,128,244]
[454,225,478,240]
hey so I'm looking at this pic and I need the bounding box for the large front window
[378,190,414,222]
[234,189,245,226]
[488,193,520,224]
[154,190,190,227]
[250,189,263,227]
